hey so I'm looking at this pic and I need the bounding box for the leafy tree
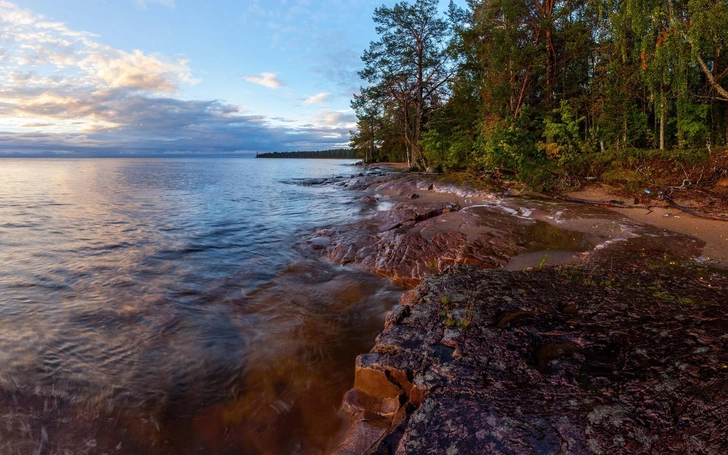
[351,0,728,188]
[354,0,455,170]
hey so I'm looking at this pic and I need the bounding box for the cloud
[312,110,356,127]
[81,49,194,92]
[303,92,330,105]
[0,2,349,155]
[22,122,53,127]
[0,2,194,93]
[0,91,352,155]
[243,72,284,89]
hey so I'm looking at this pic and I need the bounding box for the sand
[567,185,728,268]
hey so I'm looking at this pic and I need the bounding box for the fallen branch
[696,188,728,205]
[663,195,728,221]
[551,194,652,210]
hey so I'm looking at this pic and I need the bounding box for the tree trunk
[660,86,666,151]
[666,0,728,101]
[369,122,375,162]
[412,38,427,171]
[545,27,555,106]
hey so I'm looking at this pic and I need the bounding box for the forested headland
[256,149,359,159]
[349,0,728,190]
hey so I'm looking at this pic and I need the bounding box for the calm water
[0,158,401,454]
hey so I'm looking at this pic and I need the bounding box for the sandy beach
[567,184,728,268]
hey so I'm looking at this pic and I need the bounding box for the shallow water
[0,158,401,454]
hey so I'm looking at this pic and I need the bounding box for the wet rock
[308,236,332,250]
[370,230,467,287]
[360,196,378,204]
[334,252,728,454]
[375,175,496,200]
[332,413,392,455]
[313,196,525,287]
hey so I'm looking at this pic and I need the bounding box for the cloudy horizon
[0,0,397,156]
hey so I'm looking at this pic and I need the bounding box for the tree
[350,92,381,162]
[355,0,455,170]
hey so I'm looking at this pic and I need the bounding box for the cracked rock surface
[331,236,728,454]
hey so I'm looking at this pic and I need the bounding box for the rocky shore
[306,169,728,454]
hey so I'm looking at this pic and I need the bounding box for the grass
[439,291,477,329]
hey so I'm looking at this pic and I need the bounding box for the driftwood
[552,194,652,210]
[663,194,728,221]
[697,188,728,204]
[553,193,728,221]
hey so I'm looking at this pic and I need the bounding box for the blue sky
[0,0,461,156]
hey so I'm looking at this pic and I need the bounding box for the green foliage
[421,128,473,172]
[539,101,587,166]
[350,0,728,189]
[538,254,549,271]
[677,102,709,147]
[474,112,536,171]
[353,0,455,170]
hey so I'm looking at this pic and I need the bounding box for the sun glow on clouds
[0,1,194,129]
[304,92,330,105]
[0,2,350,155]
[243,72,284,89]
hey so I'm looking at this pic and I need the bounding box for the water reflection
[0,158,398,454]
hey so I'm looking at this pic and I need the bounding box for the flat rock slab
[333,237,728,454]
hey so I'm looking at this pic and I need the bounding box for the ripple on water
[0,158,401,454]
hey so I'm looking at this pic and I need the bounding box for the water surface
[0,158,400,454]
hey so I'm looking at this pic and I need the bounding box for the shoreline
[314,168,728,454]
[353,164,728,269]
[565,184,728,269]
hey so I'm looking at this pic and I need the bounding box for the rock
[404,193,420,200]
[308,236,332,250]
[370,230,468,287]
[332,354,417,455]
[360,196,378,204]
[375,174,494,199]
[334,248,728,454]
[331,413,392,455]
[316,197,525,287]
[341,387,400,418]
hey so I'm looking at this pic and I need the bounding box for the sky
[0,0,461,157]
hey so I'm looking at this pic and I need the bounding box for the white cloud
[0,1,348,155]
[243,72,284,89]
[303,92,330,105]
[134,0,176,8]
[81,48,195,92]
[309,110,356,129]
[0,1,202,140]
[0,1,195,94]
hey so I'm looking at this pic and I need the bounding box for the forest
[256,149,359,159]
[349,0,728,189]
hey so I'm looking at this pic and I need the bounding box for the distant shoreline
[256,149,358,159]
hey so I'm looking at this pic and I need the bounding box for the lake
[0,158,401,454]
